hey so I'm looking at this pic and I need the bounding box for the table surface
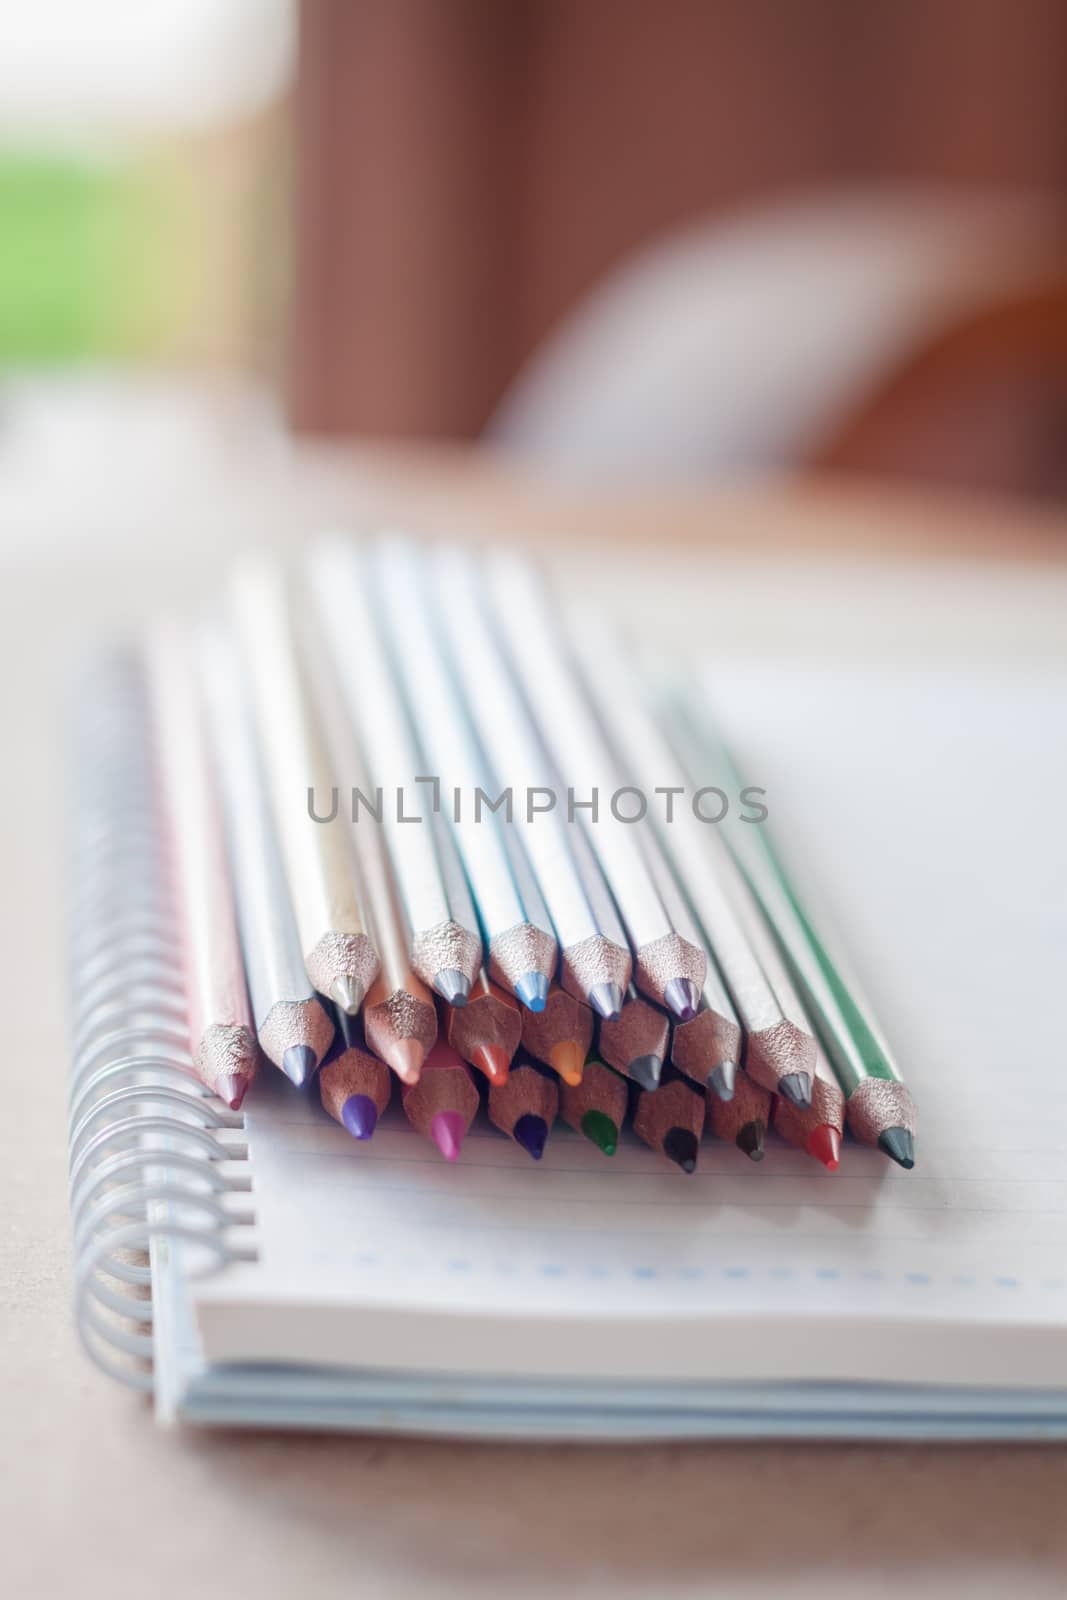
[4,379,1067,1600]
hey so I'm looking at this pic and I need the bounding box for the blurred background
[1,0,1066,512]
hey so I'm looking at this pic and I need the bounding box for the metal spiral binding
[68,650,256,1391]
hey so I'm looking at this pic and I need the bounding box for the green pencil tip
[580,1109,618,1155]
[878,1127,915,1170]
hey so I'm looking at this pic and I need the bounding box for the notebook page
[193,663,1067,1389]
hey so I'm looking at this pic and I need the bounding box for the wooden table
[3,380,1067,1600]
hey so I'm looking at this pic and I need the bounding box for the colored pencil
[200,627,334,1086]
[146,627,258,1109]
[597,983,670,1090]
[706,1069,771,1162]
[681,679,917,1168]
[373,539,558,1010]
[319,1038,393,1141]
[521,983,594,1086]
[559,1056,628,1155]
[401,1040,480,1161]
[485,552,706,1018]
[633,1067,706,1174]
[487,1050,559,1161]
[428,544,632,1018]
[444,969,521,1084]
[773,1043,845,1171]
[231,561,380,1014]
[302,615,437,1086]
[566,606,816,1109]
[671,959,743,1103]
[307,542,483,1004]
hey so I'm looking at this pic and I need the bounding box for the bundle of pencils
[127,536,916,1174]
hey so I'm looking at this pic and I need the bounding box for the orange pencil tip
[548,1041,585,1086]
[808,1124,842,1171]
[472,1043,511,1084]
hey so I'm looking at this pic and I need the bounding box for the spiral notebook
[69,649,1067,1439]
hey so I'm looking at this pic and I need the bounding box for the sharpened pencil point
[663,977,700,1021]
[387,1037,427,1085]
[878,1127,915,1170]
[215,1073,248,1111]
[340,1093,378,1141]
[434,969,471,1008]
[778,1071,812,1109]
[548,1040,586,1086]
[708,1060,738,1102]
[630,1053,663,1091]
[514,971,550,1012]
[282,1044,317,1088]
[429,1109,466,1162]
[736,1120,766,1162]
[808,1124,842,1171]
[580,1109,618,1156]
[512,1113,548,1160]
[663,1127,699,1173]
[329,975,365,1016]
[588,981,624,1021]
[472,1043,511,1084]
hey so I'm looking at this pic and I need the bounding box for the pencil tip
[630,1053,663,1091]
[580,1109,618,1156]
[778,1071,812,1109]
[434,969,471,1008]
[736,1120,766,1161]
[663,977,700,1021]
[282,1044,317,1088]
[663,1127,699,1173]
[878,1126,915,1169]
[548,1040,585,1086]
[388,1037,427,1084]
[215,1073,248,1111]
[708,1060,738,1101]
[472,1043,511,1084]
[429,1109,466,1162]
[512,1113,548,1160]
[340,1093,378,1140]
[808,1124,842,1171]
[514,971,550,1012]
[329,975,365,1016]
[587,981,624,1022]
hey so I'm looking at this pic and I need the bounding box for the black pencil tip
[736,1120,766,1162]
[878,1126,915,1170]
[663,1127,699,1173]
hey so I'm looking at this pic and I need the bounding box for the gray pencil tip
[630,1053,663,1091]
[588,981,624,1022]
[514,970,550,1013]
[708,1060,738,1102]
[328,975,365,1016]
[778,1071,812,1109]
[282,1044,318,1088]
[663,977,700,1021]
[878,1127,915,1170]
[434,968,471,1008]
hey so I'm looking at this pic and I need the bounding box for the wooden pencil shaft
[672,1003,742,1086]
[521,985,595,1064]
[308,543,483,981]
[200,629,332,1063]
[772,1046,845,1146]
[231,562,376,995]
[446,972,522,1061]
[706,1069,772,1144]
[633,1073,706,1154]
[319,1046,393,1123]
[400,1042,480,1134]
[559,1058,629,1131]
[598,986,670,1077]
[488,1058,559,1136]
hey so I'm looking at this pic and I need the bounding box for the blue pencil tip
[514,971,550,1012]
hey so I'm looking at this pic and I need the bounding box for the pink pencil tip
[215,1073,248,1111]
[388,1036,427,1085]
[430,1109,467,1162]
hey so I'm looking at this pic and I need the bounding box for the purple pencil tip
[512,1113,548,1160]
[341,1093,378,1140]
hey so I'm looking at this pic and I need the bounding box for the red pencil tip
[472,1043,511,1084]
[215,1073,248,1111]
[430,1109,467,1161]
[808,1124,841,1171]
